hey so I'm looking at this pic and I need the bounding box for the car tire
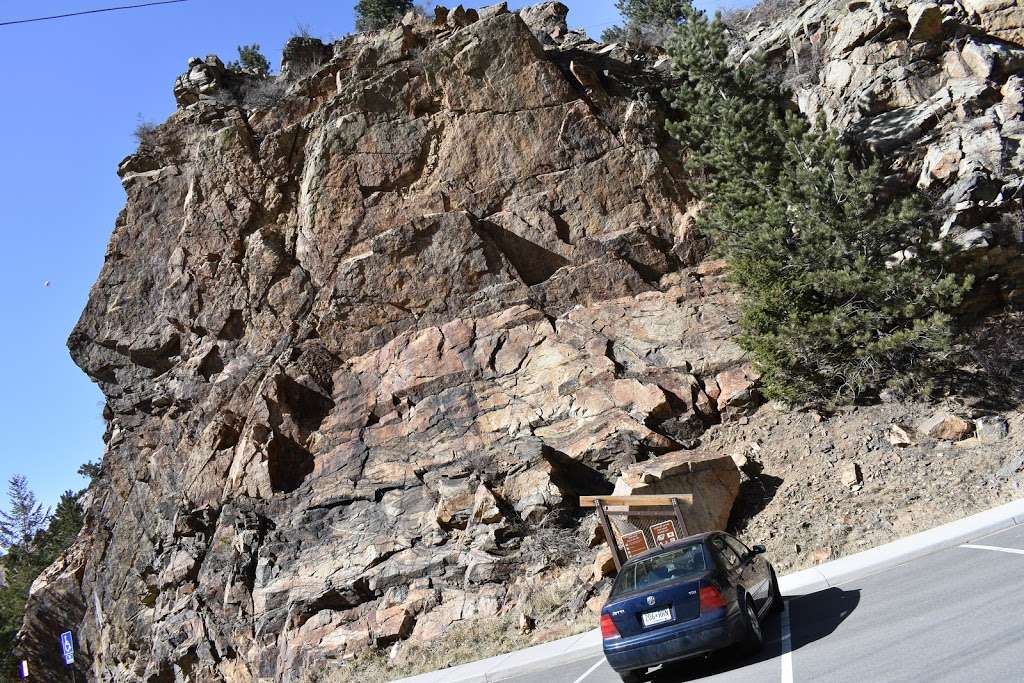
[769,567,784,614]
[619,669,644,683]
[740,596,765,655]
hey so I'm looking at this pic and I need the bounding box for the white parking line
[780,600,794,683]
[573,657,605,683]
[961,544,1024,556]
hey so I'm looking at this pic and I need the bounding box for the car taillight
[699,585,727,611]
[600,613,621,639]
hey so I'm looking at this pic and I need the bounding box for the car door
[707,535,745,600]
[724,535,770,610]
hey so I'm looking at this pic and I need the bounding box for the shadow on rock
[642,587,860,682]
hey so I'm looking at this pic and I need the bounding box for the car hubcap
[748,604,761,640]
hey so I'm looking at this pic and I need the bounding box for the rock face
[21,1,1024,680]
[743,0,1024,305]
[17,6,751,682]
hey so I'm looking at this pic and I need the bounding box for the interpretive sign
[650,519,678,547]
[622,530,650,558]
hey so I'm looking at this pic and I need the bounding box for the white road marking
[961,544,1024,556]
[573,657,605,683]
[780,600,794,683]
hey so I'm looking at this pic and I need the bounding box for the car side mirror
[751,544,766,555]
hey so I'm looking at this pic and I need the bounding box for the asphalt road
[501,523,1024,683]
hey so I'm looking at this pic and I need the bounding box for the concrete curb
[395,498,1024,683]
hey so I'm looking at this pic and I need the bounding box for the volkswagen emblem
[646,595,656,606]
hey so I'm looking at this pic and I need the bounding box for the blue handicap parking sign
[60,631,74,665]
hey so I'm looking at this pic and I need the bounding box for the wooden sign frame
[581,495,691,572]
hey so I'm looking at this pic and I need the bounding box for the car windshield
[610,544,706,597]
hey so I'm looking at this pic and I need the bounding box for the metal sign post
[593,499,624,570]
[59,631,75,683]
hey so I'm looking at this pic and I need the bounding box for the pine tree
[0,485,83,680]
[602,0,691,45]
[0,477,48,551]
[617,0,691,26]
[664,8,972,405]
[40,492,84,560]
[226,44,271,77]
[354,0,414,32]
[77,460,102,483]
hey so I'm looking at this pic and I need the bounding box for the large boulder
[611,450,742,534]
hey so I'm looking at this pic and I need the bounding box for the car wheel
[769,567,784,614]
[740,596,765,654]
[619,669,644,683]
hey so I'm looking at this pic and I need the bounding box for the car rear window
[610,544,706,597]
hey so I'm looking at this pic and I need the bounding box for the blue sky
[0,0,741,512]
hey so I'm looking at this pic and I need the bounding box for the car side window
[709,536,740,569]
[724,536,751,561]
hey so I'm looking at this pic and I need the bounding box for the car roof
[620,531,719,565]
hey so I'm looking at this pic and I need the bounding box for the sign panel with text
[621,530,650,558]
[649,520,679,547]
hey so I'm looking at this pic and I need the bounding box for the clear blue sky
[0,0,741,512]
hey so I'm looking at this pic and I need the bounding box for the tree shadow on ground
[939,306,1024,412]
[638,587,860,682]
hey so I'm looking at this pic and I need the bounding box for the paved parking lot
[502,524,1024,683]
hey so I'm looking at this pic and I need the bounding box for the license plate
[641,607,672,627]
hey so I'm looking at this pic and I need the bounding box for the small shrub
[238,77,288,109]
[133,119,160,148]
[354,0,414,32]
[132,117,184,158]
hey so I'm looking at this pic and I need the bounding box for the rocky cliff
[18,5,752,681]
[741,0,1024,301]
[16,1,1024,681]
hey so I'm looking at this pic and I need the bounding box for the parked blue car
[601,532,782,682]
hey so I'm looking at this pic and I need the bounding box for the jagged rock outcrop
[20,0,1024,680]
[17,5,750,682]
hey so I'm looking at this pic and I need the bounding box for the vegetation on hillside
[601,0,689,45]
[226,44,271,77]
[0,478,84,680]
[661,4,971,405]
[355,0,414,31]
